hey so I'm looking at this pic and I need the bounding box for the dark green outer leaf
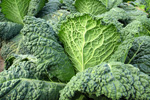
[0,42,17,60]
[59,62,150,100]
[27,0,47,16]
[98,5,150,40]
[62,0,77,12]
[109,38,133,63]
[36,0,61,17]
[0,34,31,60]
[0,9,7,22]
[0,58,65,100]
[96,7,129,31]
[0,78,65,100]
[0,22,23,40]
[21,16,75,82]
[125,36,150,75]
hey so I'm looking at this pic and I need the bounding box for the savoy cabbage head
[0,0,150,100]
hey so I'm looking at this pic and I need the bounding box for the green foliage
[21,16,75,81]
[0,78,65,100]
[62,0,77,12]
[0,60,65,100]
[98,4,150,40]
[109,38,134,63]
[1,0,31,24]
[60,62,150,100]
[75,0,107,15]
[0,0,150,100]
[0,22,23,40]
[133,0,150,14]
[27,0,47,16]
[96,7,129,30]
[0,9,7,22]
[37,0,62,17]
[110,35,150,76]
[123,0,135,2]
[59,14,120,72]
[75,0,122,15]
[0,34,30,60]
[2,56,38,78]
[42,9,70,34]
[1,42,18,60]
[99,0,123,9]
[145,0,150,13]
[125,36,150,75]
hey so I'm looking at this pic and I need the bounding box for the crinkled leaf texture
[109,38,134,63]
[62,0,77,12]
[1,42,19,60]
[136,0,150,14]
[60,62,150,100]
[75,0,107,15]
[59,14,120,72]
[0,13,6,22]
[27,0,47,16]
[0,34,31,60]
[1,56,39,79]
[99,0,123,9]
[145,0,150,13]
[21,16,75,82]
[98,5,150,40]
[37,0,61,17]
[0,9,7,22]
[0,22,23,40]
[0,60,65,100]
[96,7,129,31]
[125,36,150,75]
[0,78,65,100]
[42,9,70,34]
[75,0,122,15]
[1,0,31,24]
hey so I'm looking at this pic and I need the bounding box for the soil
[0,49,4,72]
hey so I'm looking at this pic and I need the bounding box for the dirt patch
[0,49,4,72]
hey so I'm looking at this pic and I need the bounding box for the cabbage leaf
[1,0,31,24]
[0,60,65,100]
[59,14,120,72]
[0,22,23,40]
[75,0,107,15]
[27,0,47,16]
[21,16,75,81]
[75,0,122,15]
[125,36,150,75]
[60,62,150,100]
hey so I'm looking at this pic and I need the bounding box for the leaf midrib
[14,0,23,23]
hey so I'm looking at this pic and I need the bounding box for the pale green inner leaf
[59,14,120,72]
